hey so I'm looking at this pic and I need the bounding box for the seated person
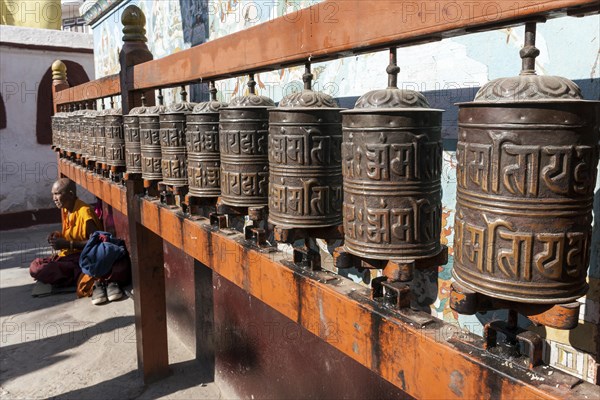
[29,178,127,304]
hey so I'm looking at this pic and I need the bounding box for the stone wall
[0,25,94,218]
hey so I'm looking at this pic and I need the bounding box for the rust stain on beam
[131,0,598,90]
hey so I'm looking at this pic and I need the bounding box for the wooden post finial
[52,60,67,82]
[121,5,147,42]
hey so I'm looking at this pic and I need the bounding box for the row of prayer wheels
[52,103,122,170]
[52,24,599,314]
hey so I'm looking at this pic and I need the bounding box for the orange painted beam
[135,198,595,400]
[54,74,120,106]
[60,156,598,399]
[130,0,598,89]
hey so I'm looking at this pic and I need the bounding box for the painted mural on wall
[88,0,600,383]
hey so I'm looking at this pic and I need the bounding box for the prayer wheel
[452,24,600,304]
[105,108,126,169]
[159,90,196,188]
[51,106,66,152]
[341,49,444,260]
[62,105,75,156]
[140,103,167,182]
[124,101,147,174]
[87,106,99,166]
[186,82,227,198]
[72,105,84,159]
[268,64,344,228]
[81,105,97,165]
[95,107,108,167]
[219,74,275,207]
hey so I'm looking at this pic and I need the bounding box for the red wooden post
[120,5,168,383]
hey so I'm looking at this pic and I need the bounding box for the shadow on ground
[53,359,215,400]
[1,316,133,385]
[0,283,76,318]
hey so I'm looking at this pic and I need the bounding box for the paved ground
[0,224,223,399]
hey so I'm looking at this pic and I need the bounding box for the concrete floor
[0,224,223,399]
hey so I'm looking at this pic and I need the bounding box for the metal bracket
[243,206,271,248]
[244,226,267,247]
[186,195,217,219]
[484,318,543,370]
[209,213,227,229]
[293,246,321,271]
[274,225,343,244]
[450,282,581,330]
[372,277,410,309]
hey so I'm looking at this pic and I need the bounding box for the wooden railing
[53,1,600,398]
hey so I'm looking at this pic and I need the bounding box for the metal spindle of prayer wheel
[140,89,167,195]
[124,93,148,176]
[159,86,196,196]
[268,62,344,232]
[450,23,600,323]
[219,74,274,207]
[186,81,227,210]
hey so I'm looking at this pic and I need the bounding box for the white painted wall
[0,25,94,214]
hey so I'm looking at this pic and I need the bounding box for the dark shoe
[92,282,107,305]
[106,282,123,301]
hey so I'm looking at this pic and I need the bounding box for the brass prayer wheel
[72,104,84,159]
[105,108,126,168]
[51,106,66,151]
[140,100,167,182]
[341,49,444,260]
[159,89,196,188]
[186,82,227,198]
[81,104,97,164]
[219,74,275,207]
[63,105,76,156]
[452,23,600,304]
[95,106,108,167]
[124,101,147,174]
[268,63,344,228]
[86,105,99,165]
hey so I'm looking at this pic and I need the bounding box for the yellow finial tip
[52,60,67,81]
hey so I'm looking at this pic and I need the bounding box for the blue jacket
[79,231,127,278]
